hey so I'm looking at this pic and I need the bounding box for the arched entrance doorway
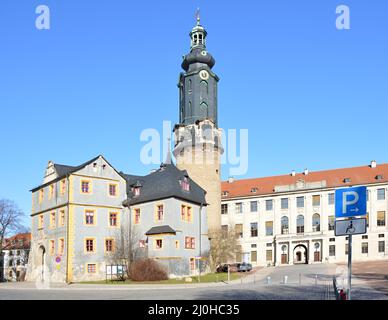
[38,246,46,281]
[293,244,308,264]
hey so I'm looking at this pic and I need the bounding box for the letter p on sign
[335,186,367,219]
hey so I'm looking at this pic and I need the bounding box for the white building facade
[221,161,388,266]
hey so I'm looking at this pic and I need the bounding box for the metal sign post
[348,234,352,300]
[335,186,367,301]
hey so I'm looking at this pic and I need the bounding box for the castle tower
[173,12,223,234]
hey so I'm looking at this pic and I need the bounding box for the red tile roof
[2,233,31,250]
[221,163,388,199]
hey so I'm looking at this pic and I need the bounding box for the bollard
[299,273,301,285]
[267,276,271,285]
[315,274,318,286]
[283,275,288,284]
[254,274,256,284]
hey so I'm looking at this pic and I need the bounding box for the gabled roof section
[122,162,207,206]
[221,163,388,199]
[145,225,176,236]
[31,155,117,192]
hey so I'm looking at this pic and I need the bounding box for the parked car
[237,262,252,272]
[216,263,238,273]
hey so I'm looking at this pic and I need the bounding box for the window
[60,179,66,195]
[187,207,192,222]
[38,214,44,229]
[235,224,243,238]
[362,235,368,239]
[221,204,228,215]
[281,216,289,234]
[49,184,54,199]
[109,212,118,227]
[251,251,257,262]
[185,237,195,249]
[296,196,304,208]
[328,216,335,231]
[133,187,141,196]
[155,239,163,249]
[235,202,243,214]
[328,193,335,205]
[362,242,368,254]
[190,258,195,271]
[134,209,141,224]
[109,184,117,196]
[85,210,95,225]
[81,180,91,194]
[50,212,56,228]
[175,240,179,249]
[59,238,64,255]
[379,234,385,238]
[378,241,385,253]
[297,215,304,234]
[181,205,186,221]
[250,201,258,212]
[329,238,335,242]
[86,239,95,252]
[87,264,96,273]
[312,213,320,232]
[312,195,321,207]
[265,200,273,211]
[181,205,193,222]
[265,221,273,236]
[329,245,336,256]
[251,244,257,248]
[182,177,190,191]
[266,250,273,262]
[366,212,369,227]
[60,210,65,226]
[281,198,289,210]
[156,205,164,221]
[50,240,55,255]
[250,222,258,237]
[105,239,114,252]
[377,188,385,200]
[39,189,44,203]
[377,211,386,226]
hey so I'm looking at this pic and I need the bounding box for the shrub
[130,258,168,281]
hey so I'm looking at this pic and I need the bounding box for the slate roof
[222,163,388,199]
[32,155,207,207]
[122,162,207,206]
[145,225,176,236]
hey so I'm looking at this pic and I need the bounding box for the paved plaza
[0,262,387,300]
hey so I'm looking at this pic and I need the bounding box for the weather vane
[195,8,200,25]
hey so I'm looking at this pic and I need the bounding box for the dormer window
[222,191,229,197]
[251,187,258,193]
[343,178,351,183]
[182,177,190,191]
[133,187,140,196]
[376,175,384,181]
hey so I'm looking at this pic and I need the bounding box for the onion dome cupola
[178,9,219,127]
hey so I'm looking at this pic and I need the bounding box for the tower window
[193,34,198,45]
[198,33,203,44]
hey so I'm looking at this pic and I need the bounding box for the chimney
[291,170,296,177]
[304,168,309,175]
[370,160,377,168]
[228,177,235,183]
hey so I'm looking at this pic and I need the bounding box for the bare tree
[208,225,239,272]
[108,224,144,279]
[0,199,25,281]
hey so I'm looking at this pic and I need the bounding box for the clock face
[199,70,209,80]
[201,50,207,56]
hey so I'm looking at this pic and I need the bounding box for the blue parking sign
[335,186,367,218]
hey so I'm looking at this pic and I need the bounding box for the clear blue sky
[0,0,387,227]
